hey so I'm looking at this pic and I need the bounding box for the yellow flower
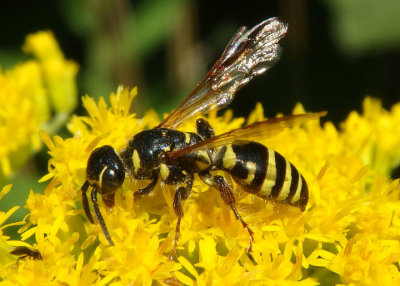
[1,86,400,285]
[0,62,45,178]
[24,31,78,116]
[341,97,400,176]
[326,234,400,285]
[0,31,78,179]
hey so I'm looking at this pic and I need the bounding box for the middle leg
[133,172,159,201]
[169,172,193,260]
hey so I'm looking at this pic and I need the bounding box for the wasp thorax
[86,145,125,196]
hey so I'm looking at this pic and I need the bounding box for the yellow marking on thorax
[184,133,191,144]
[260,149,277,197]
[244,161,257,185]
[160,163,170,181]
[222,145,236,170]
[291,176,303,204]
[132,149,141,175]
[276,161,292,201]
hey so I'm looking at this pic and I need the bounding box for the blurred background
[1,0,399,232]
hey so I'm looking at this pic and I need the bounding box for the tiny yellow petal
[0,184,12,200]
[175,271,194,286]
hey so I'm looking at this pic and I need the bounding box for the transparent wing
[158,17,288,129]
[167,112,327,159]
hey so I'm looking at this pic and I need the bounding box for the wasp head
[85,145,125,203]
[81,145,125,245]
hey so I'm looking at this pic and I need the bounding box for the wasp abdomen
[220,141,308,211]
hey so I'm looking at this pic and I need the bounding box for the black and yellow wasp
[81,17,325,258]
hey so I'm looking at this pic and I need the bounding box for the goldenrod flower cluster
[1,85,400,285]
[0,31,77,180]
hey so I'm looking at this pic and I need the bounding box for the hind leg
[200,173,254,252]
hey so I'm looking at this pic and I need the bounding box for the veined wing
[167,112,326,159]
[158,18,288,129]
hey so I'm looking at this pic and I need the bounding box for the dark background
[1,0,400,224]
[1,0,399,123]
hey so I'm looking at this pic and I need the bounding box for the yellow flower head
[24,31,78,115]
[1,86,400,285]
[0,31,78,179]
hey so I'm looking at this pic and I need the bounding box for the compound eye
[101,165,125,194]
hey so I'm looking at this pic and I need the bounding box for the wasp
[10,246,42,265]
[81,17,325,258]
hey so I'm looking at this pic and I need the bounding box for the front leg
[91,187,115,246]
[134,172,159,201]
[81,180,94,224]
[169,172,193,260]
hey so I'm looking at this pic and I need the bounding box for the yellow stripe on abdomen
[290,175,303,204]
[276,161,292,201]
[222,145,237,170]
[259,149,276,197]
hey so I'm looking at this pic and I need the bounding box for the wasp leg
[91,187,115,246]
[200,173,255,252]
[15,255,27,268]
[134,173,159,201]
[81,180,94,224]
[196,118,215,139]
[169,173,193,260]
